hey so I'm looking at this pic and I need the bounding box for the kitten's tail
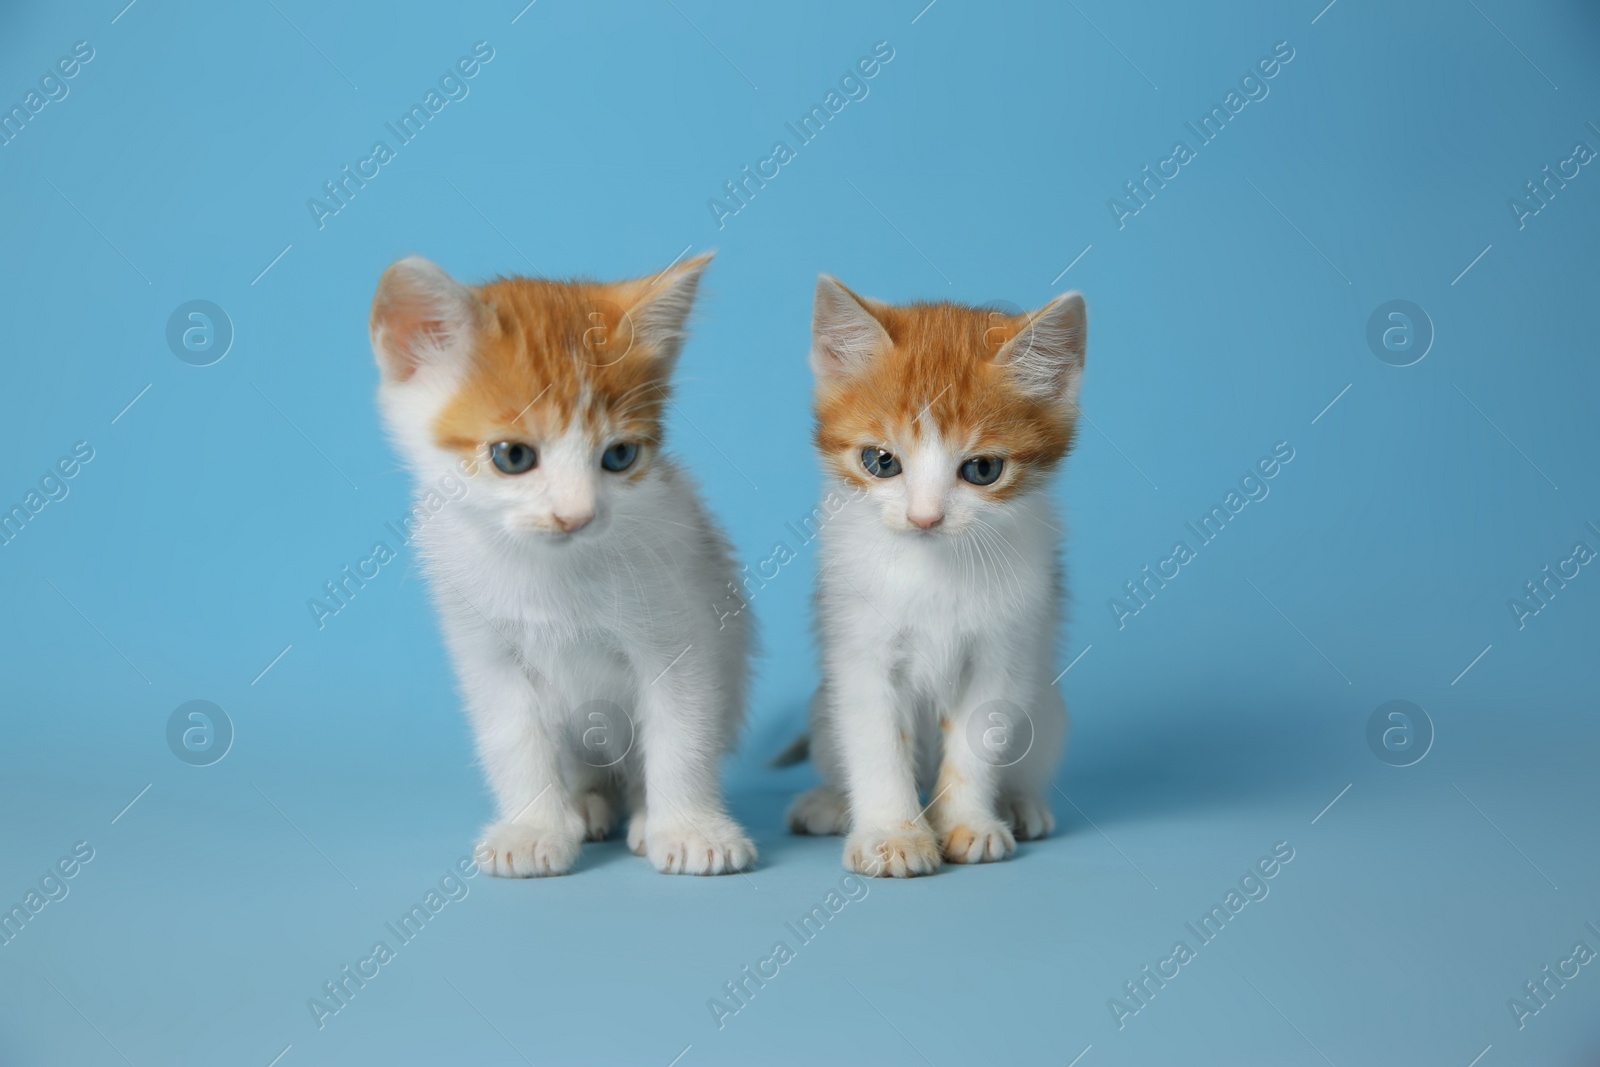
[769,732,811,768]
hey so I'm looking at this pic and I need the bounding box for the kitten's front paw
[844,824,941,878]
[647,817,756,875]
[475,820,583,877]
[1002,794,1055,841]
[940,818,1016,864]
[786,784,850,836]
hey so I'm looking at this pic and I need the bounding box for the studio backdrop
[1,1,1597,1065]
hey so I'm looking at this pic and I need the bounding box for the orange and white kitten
[370,253,756,877]
[787,277,1084,877]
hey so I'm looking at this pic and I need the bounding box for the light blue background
[2,1,1598,1064]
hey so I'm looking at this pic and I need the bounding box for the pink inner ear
[375,298,448,382]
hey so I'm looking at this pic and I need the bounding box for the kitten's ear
[370,257,485,383]
[996,291,1086,408]
[811,275,891,381]
[620,251,714,369]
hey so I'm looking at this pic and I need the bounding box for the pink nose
[554,512,593,533]
[909,512,943,530]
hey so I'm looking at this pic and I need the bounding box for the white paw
[626,810,648,856]
[475,820,583,877]
[579,791,616,842]
[646,816,756,875]
[844,823,941,878]
[939,818,1016,864]
[786,784,850,836]
[1002,794,1055,841]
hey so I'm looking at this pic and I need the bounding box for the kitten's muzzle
[553,510,594,533]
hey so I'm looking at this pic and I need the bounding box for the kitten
[370,252,756,877]
[786,276,1084,877]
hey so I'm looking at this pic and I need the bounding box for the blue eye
[601,441,640,472]
[490,441,537,474]
[861,447,902,478]
[960,456,1004,486]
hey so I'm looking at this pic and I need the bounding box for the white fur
[810,274,891,379]
[373,257,754,877]
[998,292,1087,410]
[795,468,1068,877]
[790,281,1082,877]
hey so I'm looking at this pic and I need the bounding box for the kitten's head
[809,276,1085,536]
[370,253,711,541]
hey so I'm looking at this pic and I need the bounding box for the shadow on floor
[729,693,1360,848]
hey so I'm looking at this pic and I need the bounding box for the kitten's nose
[908,512,943,530]
[554,511,593,533]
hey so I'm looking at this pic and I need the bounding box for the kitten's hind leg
[1000,792,1056,841]
[786,783,850,836]
[569,760,625,842]
[624,775,648,855]
[626,811,648,855]
[578,788,619,841]
[998,687,1066,842]
[786,689,851,835]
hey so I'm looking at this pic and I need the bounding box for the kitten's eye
[601,442,640,472]
[861,447,902,478]
[960,456,1004,486]
[489,441,537,474]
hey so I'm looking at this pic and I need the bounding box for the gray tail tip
[769,732,811,768]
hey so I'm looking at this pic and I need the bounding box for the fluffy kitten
[370,252,756,877]
[786,277,1084,877]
